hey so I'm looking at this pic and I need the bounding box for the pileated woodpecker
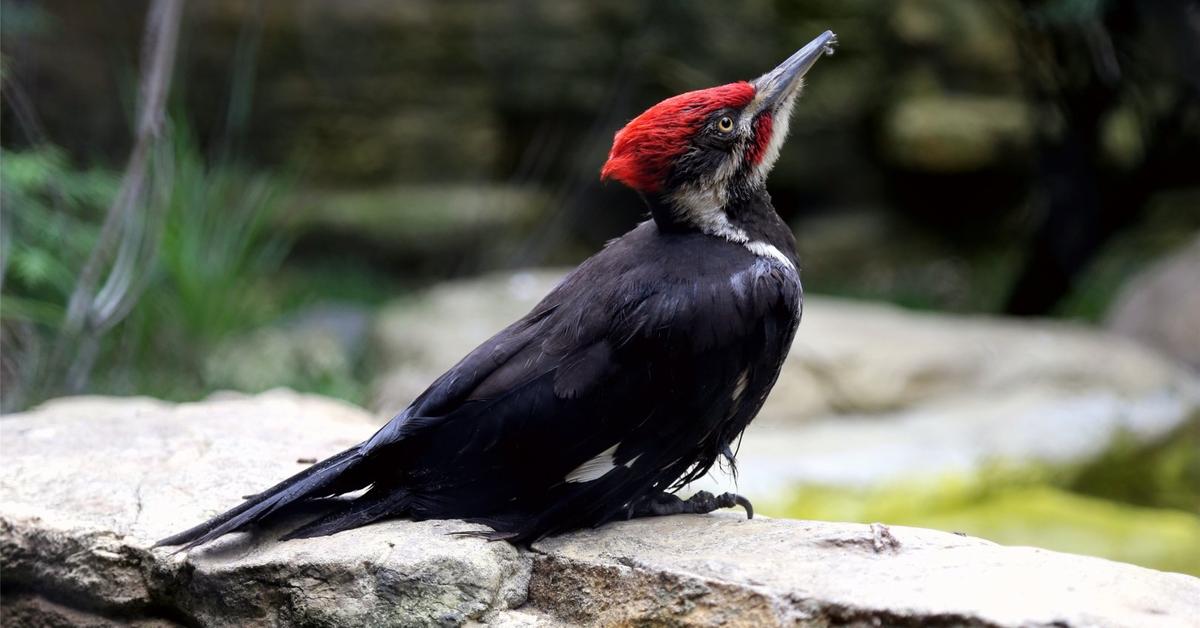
[161,31,837,550]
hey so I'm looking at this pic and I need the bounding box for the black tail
[156,445,366,551]
[279,486,413,540]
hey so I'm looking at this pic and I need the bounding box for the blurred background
[2,0,1198,574]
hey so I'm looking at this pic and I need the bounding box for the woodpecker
[161,31,837,550]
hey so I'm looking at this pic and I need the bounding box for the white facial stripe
[744,240,796,271]
[565,444,620,483]
[752,90,798,182]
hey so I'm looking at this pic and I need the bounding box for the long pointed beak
[751,30,838,113]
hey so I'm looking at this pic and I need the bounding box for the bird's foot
[628,490,753,520]
[870,522,901,553]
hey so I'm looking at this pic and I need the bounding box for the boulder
[0,392,528,627]
[203,302,372,402]
[370,270,1197,443]
[368,271,1200,574]
[1107,235,1200,371]
[3,392,1199,627]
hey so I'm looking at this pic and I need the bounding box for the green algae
[768,480,1200,577]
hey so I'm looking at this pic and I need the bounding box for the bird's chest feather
[634,241,801,352]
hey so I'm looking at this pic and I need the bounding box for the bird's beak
[750,30,838,114]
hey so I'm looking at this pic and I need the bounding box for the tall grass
[155,131,289,346]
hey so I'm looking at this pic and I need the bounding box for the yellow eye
[717,116,735,133]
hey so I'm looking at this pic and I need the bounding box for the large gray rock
[530,516,1199,628]
[1107,235,1200,371]
[0,392,529,626]
[371,270,1200,493]
[3,392,1200,627]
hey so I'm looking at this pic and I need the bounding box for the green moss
[1069,419,1200,514]
[768,480,1200,576]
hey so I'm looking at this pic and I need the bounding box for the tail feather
[156,445,364,551]
[279,488,412,540]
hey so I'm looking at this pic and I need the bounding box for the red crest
[601,82,756,193]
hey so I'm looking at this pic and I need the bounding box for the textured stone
[532,515,1200,627]
[0,391,530,626]
[4,392,1200,627]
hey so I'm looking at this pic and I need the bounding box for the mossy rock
[770,480,1200,576]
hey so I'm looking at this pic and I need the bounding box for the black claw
[732,493,754,519]
[712,492,754,519]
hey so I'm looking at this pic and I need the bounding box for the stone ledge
[2,392,1197,627]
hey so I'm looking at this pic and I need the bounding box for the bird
[159,31,838,551]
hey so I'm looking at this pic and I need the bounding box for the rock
[532,516,1200,628]
[1107,235,1200,371]
[714,386,1197,495]
[0,391,529,626]
[4,392,1199,627]
[203,317,365,404]
[368,270,1200,573]
[371,271,563,415]
[281,302,373,360]
[768,481,1200,577]
[371,270,1197,428]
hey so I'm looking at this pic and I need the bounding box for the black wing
[160,222,800,547]
[325,224,800,539]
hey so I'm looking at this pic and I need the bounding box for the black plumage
[160,31,836,550]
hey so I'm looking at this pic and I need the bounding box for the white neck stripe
[744,240,796,271]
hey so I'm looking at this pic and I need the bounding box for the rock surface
[3,393,1200,627]
[0,392,527,627]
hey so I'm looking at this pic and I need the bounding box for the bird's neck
[642,183,797,264]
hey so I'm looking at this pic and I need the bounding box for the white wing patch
[732,368,750,402]
[744,240,796,272]
[565,444,620,483]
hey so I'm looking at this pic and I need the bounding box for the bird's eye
[717,116,735,133]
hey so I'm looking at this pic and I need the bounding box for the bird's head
[602,31,837,235]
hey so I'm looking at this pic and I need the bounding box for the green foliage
[1069,419,1200,514]
[1,129,296,408]
[154,131,289,346]
[1,148,118,323]
[2,149,119,408]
